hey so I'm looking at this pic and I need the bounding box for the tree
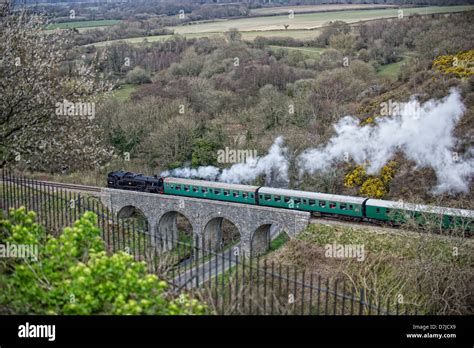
[125,66,152,85]
[329,33,357,55]
[0,3,112,172]
[225,28,241,43]
[316,21,351,47]
[191,138,219,167]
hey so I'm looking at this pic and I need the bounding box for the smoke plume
[162,90,473,194]
[161,136,289,186]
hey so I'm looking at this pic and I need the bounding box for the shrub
[359,177,386,199]
[344,161,397,198]
[432,49,474,78]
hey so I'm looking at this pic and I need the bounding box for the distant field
[47,19,120,30]
[91,34,181,47]
[171,6,474,34]
[250,4,396,16]
[90,29,322,47]
[88,5,473,47]
[269,45,325,57]
[240,29,321,40]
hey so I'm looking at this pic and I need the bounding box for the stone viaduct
[100,188,310,256]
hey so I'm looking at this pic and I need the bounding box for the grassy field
[171,6,474,34]
[250,4,396,16]
[87,5,473,47]
[89,29,323,47]
[377,58,407,80]
[267,222,473,314]
[110,84,137,102]
[47,19,120,30]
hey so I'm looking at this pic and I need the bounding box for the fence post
[359,287,365,315]
[300,270,305,315]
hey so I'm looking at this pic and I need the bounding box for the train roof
[366,199,474,218]
[164,177,260,192]
[259,187,367,205]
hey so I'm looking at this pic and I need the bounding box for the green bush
[125,67,151,85]
[0,207,207,315]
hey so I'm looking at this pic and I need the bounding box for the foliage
[295,223,472,314]
[0,208,207,315]
[191,138,219,167]
[316,20,351,47]
[343,165,367,188]
[345,161,397,198]
[432,49,474,78]
[0,4,113,172]
[329,33,357,55]
[359,177,386,199]
[125,67,152,85]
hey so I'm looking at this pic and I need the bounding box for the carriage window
[340,203,347,210]
[259,194,263,199]
[329,202,337,209]
[386,209,391,214]
[265,194,272,201]
[376,208,380,213]
[224,190,229,196]
[176,185,181,190]
[243,192,248,198]
[284,197,290,203]
[250,193,254,198]
[294,199,301,204]
[202,188,208,193]
[193,186,199,192]
[233,191,239,197]
[349,205,353,210]
[309,199,316,206]
[184,185,189,192]
[275,196,282,202]
[214,189,221,195]
[319,201,326,208]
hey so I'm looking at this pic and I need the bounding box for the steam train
[107,170,474,231]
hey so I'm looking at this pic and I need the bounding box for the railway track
[1,177,103,195]
[2,177,471,237]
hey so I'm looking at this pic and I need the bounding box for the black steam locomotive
[107,170,164,193]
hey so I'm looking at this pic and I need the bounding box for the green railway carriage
[108,171,473,232]
[163,177,259,205]
[365,199,474,230]
[258,187,367,218]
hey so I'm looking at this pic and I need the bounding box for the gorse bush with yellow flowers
[0,208,207,315]
[433,49,474,78]
[344,161,397,198]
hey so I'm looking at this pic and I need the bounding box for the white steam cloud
[161,136,289,186]
[162,90,473,194]
[298,89,473,194]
